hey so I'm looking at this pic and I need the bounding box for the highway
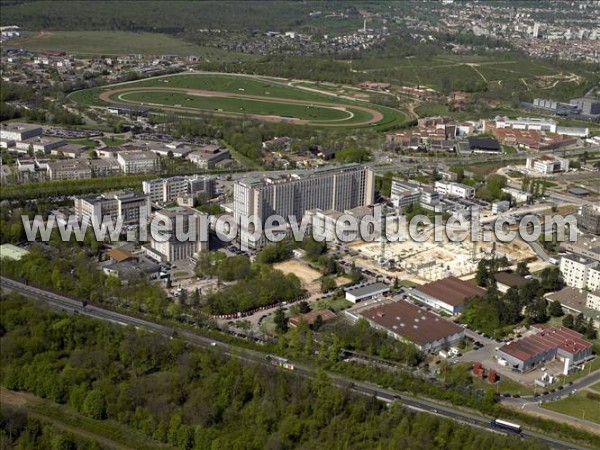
[0,276,593,450]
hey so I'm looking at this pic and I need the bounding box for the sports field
[69,73,408,129]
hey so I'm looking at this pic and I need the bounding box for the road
[0,276,594,450]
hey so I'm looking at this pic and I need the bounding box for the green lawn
[542,391,600,425]
[117,90,358,122]
[70,73,409,129]
[11,30,254,60]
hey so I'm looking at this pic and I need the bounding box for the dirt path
[98,86,384,127]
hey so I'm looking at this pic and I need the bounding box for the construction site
[350,224,537,282]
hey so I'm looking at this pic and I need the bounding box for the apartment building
[117,151,160,174]
[75,190,150,225]
[47,159,92,181]
[434,181,475,199]
[146,207,208,262]
[142,175,215,203]
[587,291,600,312]
[233,165,375,224]
[559,254,598,290]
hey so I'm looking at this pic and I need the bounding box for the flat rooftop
[344,282,389,298]
[358,299,463,346]
[499,326,592,362]
[1,122,42,132]
[413,276,485,306]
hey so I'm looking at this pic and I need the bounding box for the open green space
[116,90,357,122]
[541,390,600,425]
[70,73,409,129]
[10,30,254,60]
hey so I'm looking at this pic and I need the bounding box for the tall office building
[233,165,375,224]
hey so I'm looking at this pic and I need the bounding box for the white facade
[75,190,150,226]
[47,160,92,180]
[233,165,375,224]
[495,116,557,133]
[434,181,475,199]
[526,156,569,175]
[117,151,160,174]
[143,175,215,203]
[559,255,598,290]
[390,180,422,208]
[587,291,600,312]
[149,207,209,262]
[0,122,43,141]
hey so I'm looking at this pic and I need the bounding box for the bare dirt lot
[274,260,322,293]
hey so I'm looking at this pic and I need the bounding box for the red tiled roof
[499,326,592,361]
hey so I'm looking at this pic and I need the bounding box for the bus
[266,355,295,371]
[490,419,522,433]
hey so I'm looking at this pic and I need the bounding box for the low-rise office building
[0,122,43,141]
[47,159,92,180]
[117,151,160,174]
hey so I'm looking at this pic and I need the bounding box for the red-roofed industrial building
[409,276,486,315]
[345,298,465,352]
[497,326,594,373]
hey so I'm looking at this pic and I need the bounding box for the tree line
[1,295,548,450]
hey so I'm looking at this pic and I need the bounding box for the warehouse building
[344,281,389,303]
[345,298,465,352]
[409,276,485,315]
[496,326,594,373]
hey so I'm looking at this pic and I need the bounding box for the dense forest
[0,295,547,450]
[0,1,355,32]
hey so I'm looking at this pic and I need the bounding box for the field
[9,31,254,60]
[273,260,322,293]
[69,72,409,129]
[351,54,588,99]
[541,390,600,426]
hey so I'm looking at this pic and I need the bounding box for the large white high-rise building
[233,165,375,247]
[233,165,375,224]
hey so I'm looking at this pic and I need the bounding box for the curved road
[0,276,593,450]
